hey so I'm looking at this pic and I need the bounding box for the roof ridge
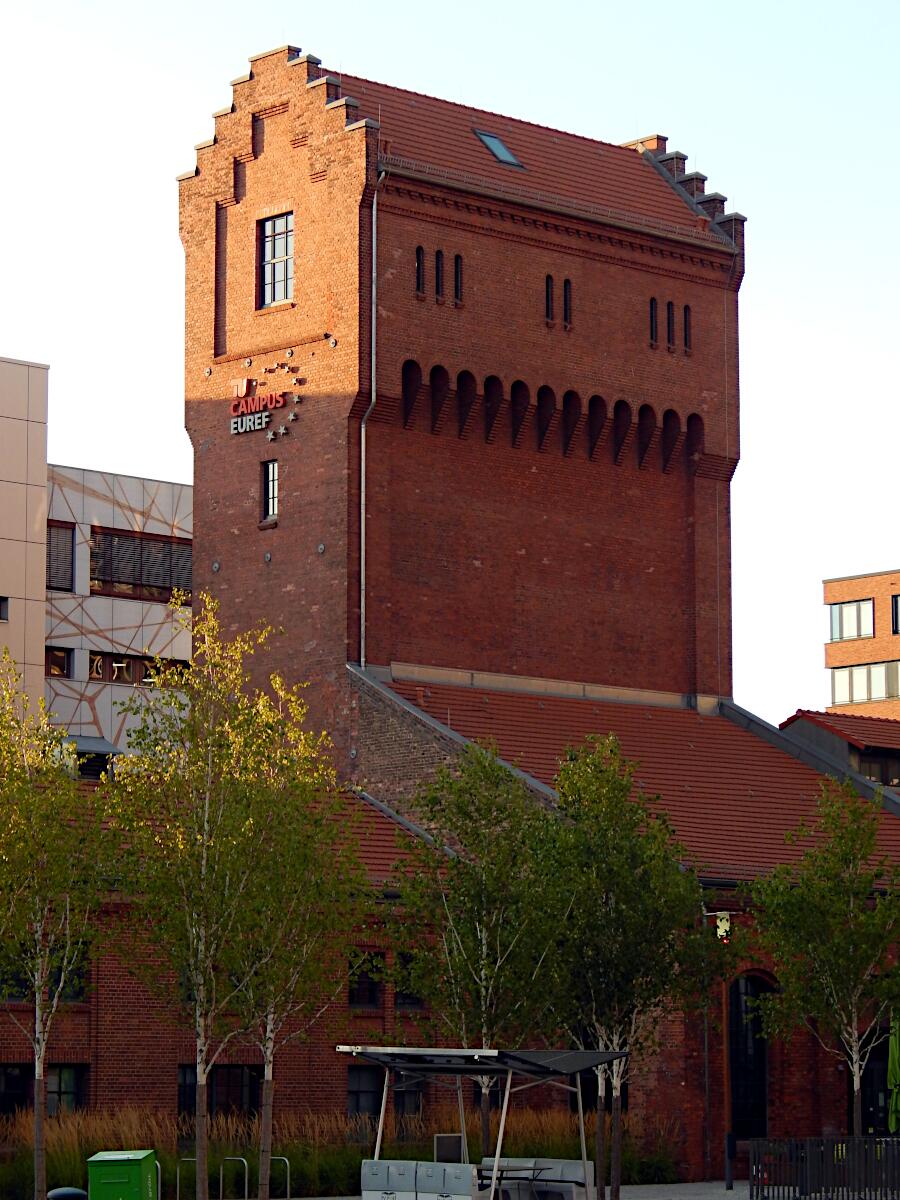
[334,69,652,161]
[789,707,900,727]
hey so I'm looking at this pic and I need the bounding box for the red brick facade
[3,45,882,1184]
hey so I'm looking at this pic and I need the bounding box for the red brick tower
[180,46,746,769]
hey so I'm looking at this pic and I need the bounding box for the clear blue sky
[2,0,898,723]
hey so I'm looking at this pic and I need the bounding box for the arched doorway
[729,975,774,1138]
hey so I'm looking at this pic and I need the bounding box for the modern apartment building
[0,356,193,766]
[824,569,900,717]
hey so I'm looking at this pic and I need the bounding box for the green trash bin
[87,1150,157,1200]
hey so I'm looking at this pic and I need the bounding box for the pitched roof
[781,709,900,752]
[337,72,717,240]
[387,680,900,881]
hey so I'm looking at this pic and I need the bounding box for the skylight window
[474,129,522,167]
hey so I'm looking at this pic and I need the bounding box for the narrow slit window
[415,246,425,294]
[473,130,522,167]
[649,298,658,344]
[435,250,444,298]
[545,275,554,321]
[563,279,572,326]
[683,304,692,351]
[666,301,675,347]
[454,254,463,303]
[262,460,279,521]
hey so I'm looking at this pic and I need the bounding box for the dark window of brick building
[177,1065,261,1116]
[415,246,425,294]
[435,250,444,298]
[90,528,192,603]
[259,212,293,307]
[893,595,900,636]
[649,297,658,344]
[262,460,279,521]
[729,974,773,1139]
[563,279,572,327]
[454,254,463,303]
[45,647,72,678]
[0,597,8,621]
[683,304,692,351]
[349,951,384,1008]
[46,522,75,592]
[0,1065,31,1114]
[666,301,675,347]
[47,1065,88,1116]
[348,1064,383,1116]
[545,275,554,321]
[394,1074,424,1118]
[395,953,424,1011]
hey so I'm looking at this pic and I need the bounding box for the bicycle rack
[176,1157,196,1200]
[219,1156,249,1200]
[271,1155,291,1200]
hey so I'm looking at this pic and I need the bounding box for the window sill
[649,341,658,350]
[453,299,464,308]
[258,517,278,531]
[829,635,875,643]
[545,318,556,329]
[435,295,445,305]
[684,348,693,357]
[256,301,295,315]
[563,322,572,332]
[415,291,426,302]
[666,344,677,353]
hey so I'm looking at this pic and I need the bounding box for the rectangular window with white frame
[832,660,900,705]
[259,213,293,307]
[828,598,874,641]
[261,460,279,521]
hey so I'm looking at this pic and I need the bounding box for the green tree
[108,596,337,1200]
[0,650,107,1200]
[231,755,365,1200]
[393,743,568,1155]
[552,736,722,1200]
[751,778,900,1136]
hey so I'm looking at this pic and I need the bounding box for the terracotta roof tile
[337,72,712,236]
[389,681,900,881]
[780,709,900,752]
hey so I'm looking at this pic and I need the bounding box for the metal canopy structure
[336,1045,627,1200]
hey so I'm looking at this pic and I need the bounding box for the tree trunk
[196,1069,209,1200]
[33,1063,46,1200]
[480,1084,491,1158]
[259,1062,274,1200]
[851,1043,863,1136]
[594,1069,606,1200]
[609,1089,622,1200]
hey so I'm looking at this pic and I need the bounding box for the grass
[0,1105,679,1198]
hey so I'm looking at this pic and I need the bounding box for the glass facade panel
[871,663,887,700]
[831,606,841,641]
[860,600,874,638]
[843,603,859,639]
[833,669,850,704]
[851,666,868,702]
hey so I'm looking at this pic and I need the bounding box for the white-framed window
[261,460,279,521]
[829,598,874,641]
[832,660,900,705]
[259,213,293,307]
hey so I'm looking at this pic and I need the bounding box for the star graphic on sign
[266,429,276,441]
[278,425,288,436]
[288,411,298,421]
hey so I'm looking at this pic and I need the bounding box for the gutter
[360,169,386,670]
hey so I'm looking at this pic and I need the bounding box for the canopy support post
[457,1075,469,1163]
[575,1071,591,1200]
[373,1067,390,1161]
[488,1069,513,1200]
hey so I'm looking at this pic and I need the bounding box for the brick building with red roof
[4,43,896,1179]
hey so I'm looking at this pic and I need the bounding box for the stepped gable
[335,71,712,234]
[386,679,900,881]
[781,709,900,752]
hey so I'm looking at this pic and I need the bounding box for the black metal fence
[750,1138,900,1199]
